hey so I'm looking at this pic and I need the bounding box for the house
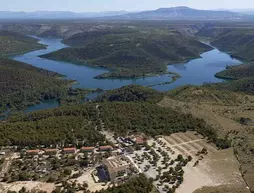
[102,155,130,181]
[26,149,40,155]
[63,147,76,154]
[44,148,57,155]
[99,145,113,151]
[81,146,94,153]
[135,136,146,145]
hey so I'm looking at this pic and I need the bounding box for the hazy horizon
[1,0,254,12]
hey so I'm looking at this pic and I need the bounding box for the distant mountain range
[116,7,248,20]
[0,10,129,19]
[0,7,251,20]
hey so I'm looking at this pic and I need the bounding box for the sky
[1,0,254,12]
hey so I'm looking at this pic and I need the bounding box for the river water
[8,36,241,113]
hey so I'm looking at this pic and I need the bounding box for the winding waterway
[8,36,242,114]
[13,36,241,91]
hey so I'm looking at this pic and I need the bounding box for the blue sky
[1,0,254,12]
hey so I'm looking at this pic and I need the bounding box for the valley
[0,17,253,193]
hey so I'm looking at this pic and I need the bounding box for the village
[0,130,232,193]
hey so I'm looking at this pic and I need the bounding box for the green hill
[0,58,71,113]
[211,30,254,61]
[96,84,163,103]
[41,28,211,78]
[197,27,254,61]
[0,30,45,56]
[215,63,254,80]
[212,77,254,95]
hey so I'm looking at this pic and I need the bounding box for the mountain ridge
[0,7,250,20]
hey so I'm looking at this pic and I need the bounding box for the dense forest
[0,58,75,114]
[98,102,229,149]
[96,85,164,103]
[0,30,45,56]
[96,174,153,193]
[41,28,211,78]
[1,93,228,148]
[0,104,106,147]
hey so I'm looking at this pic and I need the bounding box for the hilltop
[96,84,164,103]
[0,31,45,56]
[41,28,211,79]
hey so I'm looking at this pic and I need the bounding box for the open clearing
[158,94,254,192]
[0,181,55,193]
[160,132,247,193]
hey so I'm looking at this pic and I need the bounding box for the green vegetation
[98,102,205,136]
[167,85,244,105]
[97,174,153,193]
[211,29,254,61]
[210,77,254,95]
[1,87,226,149]
[1,104,105,147]
[197,26,254,62]
[0,58,72,114]
[96,84,164,103]
[0,31,45,56]
[41,28,211,78]
[98,102,229,148]
[215,63,254,80]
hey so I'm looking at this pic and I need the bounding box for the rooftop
[100,145,113,149]
[44,148,57,152]
[26,149,40,153]
[63,147,76,151]
[103,155,129,173]
[81,146,95,150]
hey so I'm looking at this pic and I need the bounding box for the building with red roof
[44,149,57,155]
[63,147,76,154]
[99,145,113,151]
[81,146,95,152]
[26,149,40,155]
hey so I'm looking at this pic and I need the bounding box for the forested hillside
[96,84,163,103]
[212,77,254,95]
[215,63,254,80]
[41,28,211,78]
[0,30,45,56]
[2,93,228,148]
[0,58,71,113]
[197,26,254,61]
[1,104,105,146]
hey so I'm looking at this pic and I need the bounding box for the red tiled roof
[26,149,39,153]
[45,149,57,152]
[136,137,145,144]
[81,147,94,151]
[100,145,113,149]
[63,147,76,151]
